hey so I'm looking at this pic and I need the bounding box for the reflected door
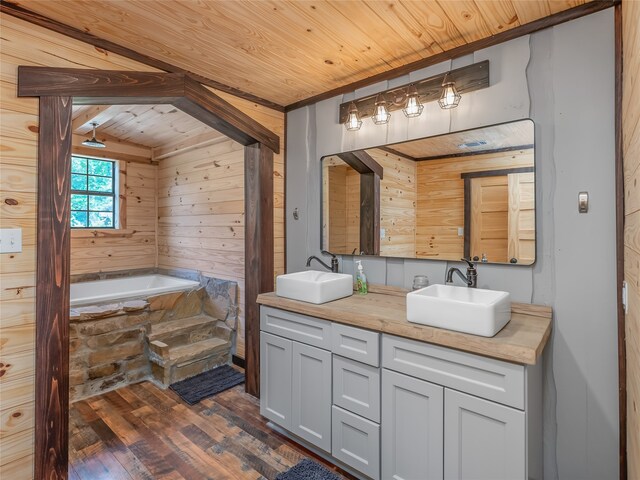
[508,172,535,264]
[470,176,509,263]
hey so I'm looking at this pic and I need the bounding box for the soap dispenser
[355,260,368,295]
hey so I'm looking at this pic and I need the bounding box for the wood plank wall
[70,159,158,276]
[0,12,284,477]
[156,138,248,356]
[368,149,417,258]
[415,149,534,259]
[622,0,640,477]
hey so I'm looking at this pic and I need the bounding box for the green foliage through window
[71,156,116,228]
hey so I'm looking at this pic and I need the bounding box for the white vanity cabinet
[382,334,536,480]
[260,307,333,453]
[259,305,543,480]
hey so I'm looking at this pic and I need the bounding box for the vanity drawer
[332,406,380,480]
[260,306,331,350]
[333,355,380,423]
[382,334,525,409]
[332,323,380,367]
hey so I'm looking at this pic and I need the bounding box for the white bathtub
[70,274,200,307]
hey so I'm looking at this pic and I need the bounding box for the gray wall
[285,10,618,480]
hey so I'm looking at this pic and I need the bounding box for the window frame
[70,155,118,229]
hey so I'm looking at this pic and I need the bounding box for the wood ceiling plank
[436,0,495,43]
[397,0,468,53]
[512,0,552,24]
[473,0,522,34]
[71,105,111,132]
[368,1,446,57]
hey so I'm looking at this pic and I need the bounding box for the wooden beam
[285,0,620,112]
[337,151,383,179]
[244,143,274,397]
[18,67,280,153]
[35,95,73,480]
[71,105,111,131]
[360,173,380,256]
[177,77,280,154]
[614,4,627,479]
[18,66,185,99]
[0,0,285,112]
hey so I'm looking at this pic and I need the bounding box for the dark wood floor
[69,381,352,480]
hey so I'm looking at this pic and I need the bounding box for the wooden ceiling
[71,104,225,160]
[15,0,595,107]
[385,119,534,159]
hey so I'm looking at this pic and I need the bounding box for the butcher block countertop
[257,285,552,366]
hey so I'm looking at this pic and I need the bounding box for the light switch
[0,228,22,253]
[457,227,464,237]
[578,192,589,213]
[380,228,386,239]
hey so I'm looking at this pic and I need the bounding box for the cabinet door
[260,332,292,430]
[291,341,332,452]
[332,406,380,480]
[382,369,444,480]
[445,389,525,480]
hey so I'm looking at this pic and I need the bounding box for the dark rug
[169,364,244,405]
[276,459,341,480]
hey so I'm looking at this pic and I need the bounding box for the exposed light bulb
[402,85,424,118]
[438,75,461,110]
[372,94,390,125]
[344,102,362,131]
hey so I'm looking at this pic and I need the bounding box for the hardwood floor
[69,381,352,480]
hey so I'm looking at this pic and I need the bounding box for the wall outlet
[457,227,464,237]
[380,228,386,239]
[0,228,22,253]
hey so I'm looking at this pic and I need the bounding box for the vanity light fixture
[438,72,462,110]
[338,60,489,127]
[344,102,363,131]
[372,93,391,125]
[82,122,106,148]
[402,84,424,118]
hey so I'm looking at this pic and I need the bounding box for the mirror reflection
[321,119,535,265]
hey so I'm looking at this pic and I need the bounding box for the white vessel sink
[276,270,353,304]
[406,284,511,337]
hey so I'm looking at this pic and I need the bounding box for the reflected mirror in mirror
[321,119,535,265]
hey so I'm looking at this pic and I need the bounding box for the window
[70,156,117,228]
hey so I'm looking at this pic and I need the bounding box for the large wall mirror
[321,119,536,265]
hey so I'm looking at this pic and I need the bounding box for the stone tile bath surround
[69,274,238,402]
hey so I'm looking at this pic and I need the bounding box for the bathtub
[70,274,200,307]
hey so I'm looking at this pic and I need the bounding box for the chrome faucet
[446,258,478,288]
[306,250,339,273]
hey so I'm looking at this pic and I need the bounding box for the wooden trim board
[614,4,626,479]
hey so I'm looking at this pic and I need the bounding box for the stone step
[148,314,217,346]
[149,337,231,386]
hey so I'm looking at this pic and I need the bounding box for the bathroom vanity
[256,288,551,480]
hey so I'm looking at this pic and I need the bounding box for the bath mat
[169,365,244,405]
[276,459,341,480]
